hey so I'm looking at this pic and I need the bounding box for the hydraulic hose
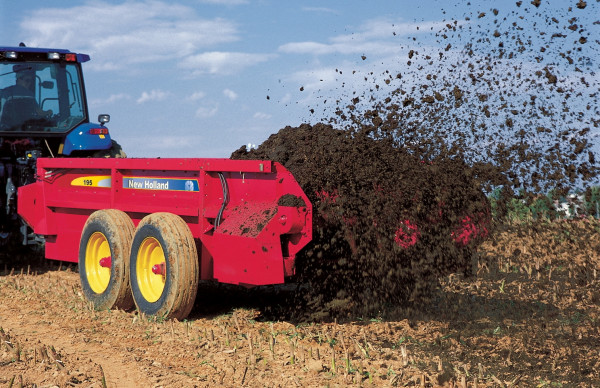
[215,172,229,228]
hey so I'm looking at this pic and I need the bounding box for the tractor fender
[61,123,112,155]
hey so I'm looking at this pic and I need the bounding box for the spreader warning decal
[71,176,111,188]
[122,177,199,192]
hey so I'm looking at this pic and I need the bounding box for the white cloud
[197,0,248,4]
[280,93,292,104]
[279,42,332,55]
[20,1,239,71]
[279,18,445,56]
[188,91,206,101]
[119,134,203,157]
[89,93,131,106]
[137,89,170,104]
[253,112,271,120]
[301,7,338,14]
[279,37,401,56]
[195,104,219,118]
[180,52,275,75]
[223,89,238,101]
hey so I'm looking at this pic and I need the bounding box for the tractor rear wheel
[129,213,199,320]
[79,209,135,311]
[93,140,127,158]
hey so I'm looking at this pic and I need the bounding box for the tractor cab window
[0,62,87,134]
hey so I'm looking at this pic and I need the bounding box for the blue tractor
[0,44,124,249]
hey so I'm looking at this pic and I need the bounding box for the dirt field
[1,220,599,387]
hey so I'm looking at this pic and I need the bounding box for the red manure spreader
[1,45,312,320]
[18,158,312,320]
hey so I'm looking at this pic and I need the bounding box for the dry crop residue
[1,220,599,386]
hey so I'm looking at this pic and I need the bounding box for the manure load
[232,123,490,318]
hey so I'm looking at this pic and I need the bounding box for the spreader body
[17,157,311,317]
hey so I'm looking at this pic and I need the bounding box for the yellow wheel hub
[85,232,111,294]
[136,237,166,303]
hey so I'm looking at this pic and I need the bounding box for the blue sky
[1,0,598,158]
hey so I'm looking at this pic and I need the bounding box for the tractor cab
[0,45,121,249]
[0,46,114,157]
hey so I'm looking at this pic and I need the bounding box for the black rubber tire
[79,209,135,311]
[129,213,199,320]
